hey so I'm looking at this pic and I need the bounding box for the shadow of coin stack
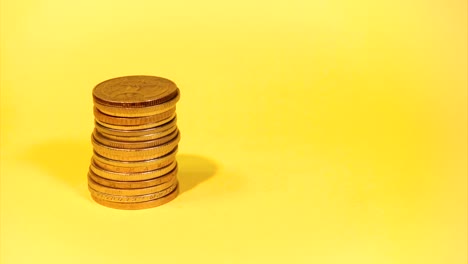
[88,76,181,210]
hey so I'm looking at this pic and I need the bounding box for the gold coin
[92,76,178,107]
[95,113,175,131]
[97,125,177,142]
[93,106,176,126]
[90,185,179,210]
[88,165,178,189]
[88,173,177,195]
[92,148,177,173]
[93,128,178,149]
[92,131,180,161]
[88,180,178,203]
[94,115,177,137]
[94,90,180,117]
[90,160,177,181]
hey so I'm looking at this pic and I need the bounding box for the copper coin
[93,128,179,149]
[90,185,179,210]
[90,160,177,181]
[88,165,178,189]
[94,90,180,117]
[92,75,178,107]
[92,131,180,161]
[95,113,175,131]
[94,115,177,137]
[93,106,176,126]
[92,148,177,173]
[96,125,177,142]
[88,173,177,196]
[88,180,178,203]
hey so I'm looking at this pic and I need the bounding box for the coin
[88,181,178,203]
[92,131,180,161]
[90,160,177,181]
[92,147,177,173]
[95,113,175,131]
[96,125,177,142]
[90,185,179,210]
[88,173,177,195]
[95,115,177,137]
[94,90,180,117]
[92,76,179,107]
[93,106,176,126]
[89,76,181,209]
[88,166,178,189]
[93,129,179,149]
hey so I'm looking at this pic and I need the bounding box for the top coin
[93,76,179,107]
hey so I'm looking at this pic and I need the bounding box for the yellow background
[1,0,467,263]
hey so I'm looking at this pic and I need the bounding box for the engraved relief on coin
[93,76,177,105]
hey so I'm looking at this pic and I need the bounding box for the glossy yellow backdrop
[1,0,467,263]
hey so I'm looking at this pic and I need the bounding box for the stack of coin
[88,76,181,210]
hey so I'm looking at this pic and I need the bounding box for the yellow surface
[1,0,467,263]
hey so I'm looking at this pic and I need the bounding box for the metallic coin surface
[93,107,176,126]
[95,113,175,131]
[88,181,178,203]
[97,125,177,142]
[93,129,178,149]
[89,76,181,209]
[88,173,177,195]
[94,90,180,117]
[92,148,177,173]
[92,131,180,161]
[95,115,177,137]
[92,76,178,107]
[91,185,179,210]
[88,166,178,189]
[90,160,177,181]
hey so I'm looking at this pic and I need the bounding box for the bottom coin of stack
[88,109,181,210]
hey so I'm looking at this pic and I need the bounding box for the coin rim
[94,89,180,117]
[94,115,177,137]
[88,166,178,189]
[96,125,177,142]
[91,132,180,161]
[95,113,176,131]
[90,184,179,210]
[87,173,177,195]
[92,147,177,171]
[93,106,176,126]
[90,160,178,181]
[92,128,179,149]
[92,76,178,107]
[88,180,178,203]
